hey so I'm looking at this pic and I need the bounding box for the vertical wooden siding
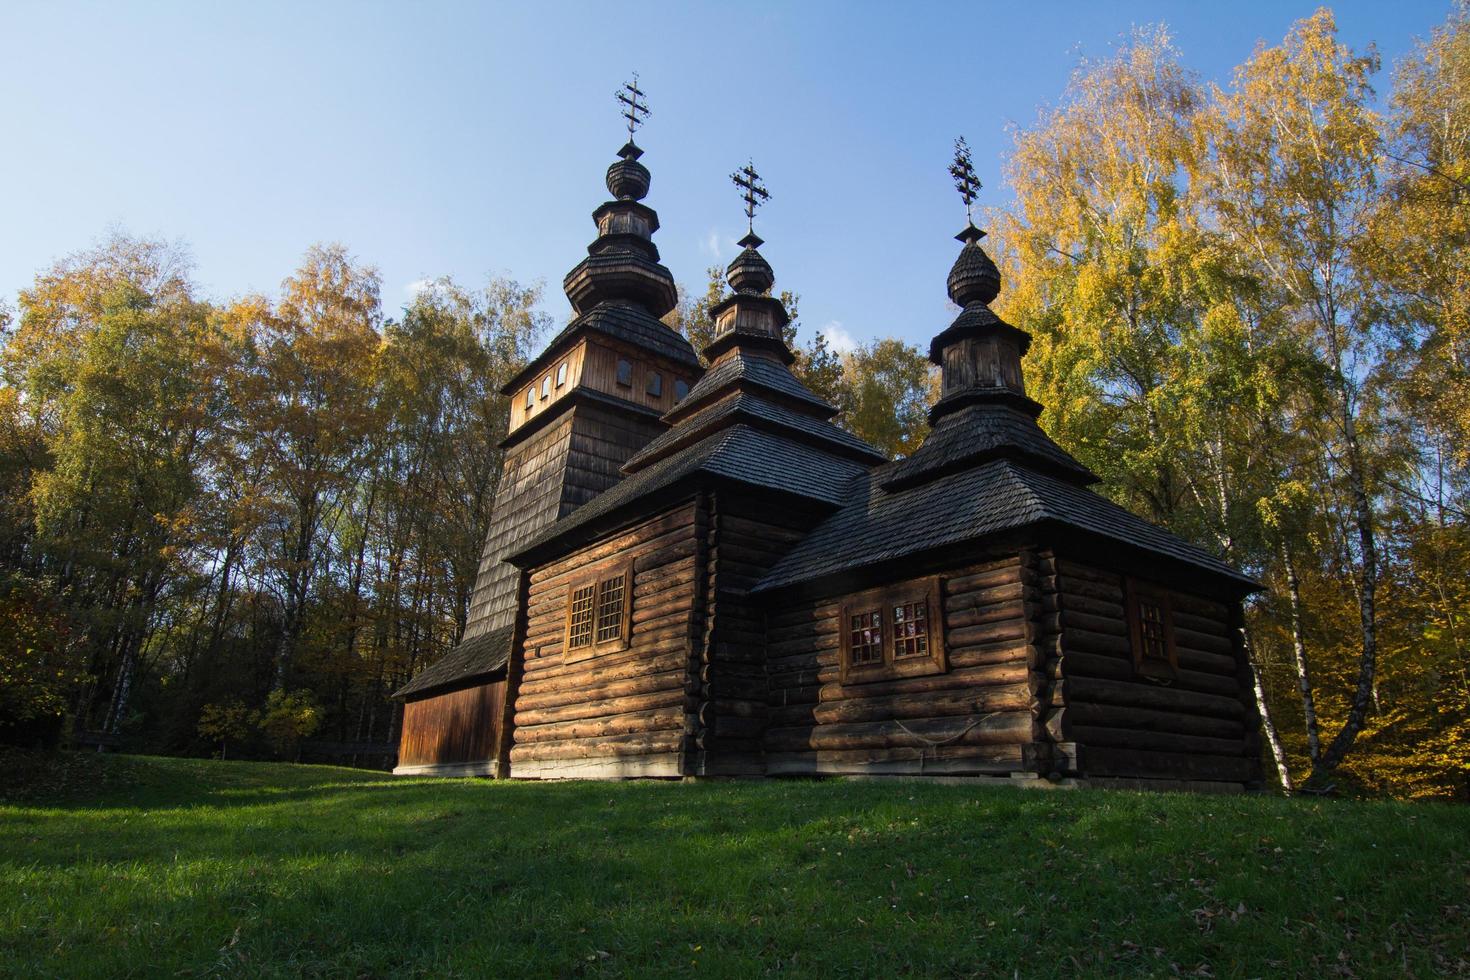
[509,503,700,778]
[398,681,506,767]
[763,553,1044,776]
[1040,555,1261,787]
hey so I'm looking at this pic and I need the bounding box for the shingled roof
[665,346,834,421]
[754,459,1255,594]
[395,625,512,699]
[509,423,871,566]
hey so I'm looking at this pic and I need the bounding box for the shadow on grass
[4,757,1470,977]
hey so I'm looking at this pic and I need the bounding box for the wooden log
[1062,628,1132,658]
[766,743,1026,770]
[1071,724,1246,756]
[634,559,696,594]
[719,514,810,541]
[511,730,685,762]
[1065,700,1242,739]
[1055,559,1117,585]
[817,662,1032,703]
[1081,746,1255,783]
[768,703,820,728]
[811,682,1038,725]
[514,689,694,728]
[943,580,1027,611]
[768,618,839,645]
[1169,592,1229,620]
[1055,576,1124,604]
[1174,625,1234,657]
[531,508,694,584]
[765,711,1036,752]
[947,617,1031,648]
[521,647,686,687]
[514,667,691,713]
[634,538,697,574]
[767,606,840,631]
[1060,608,1129,637]
[1172,609,1231,636]
[512,705,685,744]
[1042,593,1125,620]
[1044,707,1071,741]
[944,563,1023,596]
[1175,647,1238,676]
[1050,651,1131,682]
[948,640,1034,669]
[946,603,1026,630]
[1064,676,1244,719]
[631,588,695,625]
[768,683,821,707]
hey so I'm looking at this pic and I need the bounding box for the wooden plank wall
[763,554,1045,776]
[1040,555,1261,787]
[509,504,700,778]
[580,340,698,418]
[508,341,587,434]
[398,681,506,768]
[691,493,813,776]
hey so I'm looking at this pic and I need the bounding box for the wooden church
[394,89,1264,791]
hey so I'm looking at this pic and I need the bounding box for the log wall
[508,503,701,779]
[691,493,818,775]
[396,680,506,776]
[1040,555,1262,788]
[763,553,1045,777]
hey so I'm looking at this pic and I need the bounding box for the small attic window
[524,387,534,410]
[556,361,568,387]
[674,378,689,402]
[616,358,633,387]
[646,371,662,398]
[1125,577,1178,678]
[540,375,551,400]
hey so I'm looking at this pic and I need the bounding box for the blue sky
[0,1,1454,352]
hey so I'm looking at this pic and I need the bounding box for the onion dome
[726,232,775,295]
[605,141,651,201]
[562,140,678,318]
[947,224,1001,306]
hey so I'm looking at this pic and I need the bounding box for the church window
[1125,578,1177,677]
[564,562,633,661]
[556,361,568,387]
[565,583,596,652]
[646,371,662,398]
[674,378,689,402]
[525,387,534,410]
[616,358,633,387]
[541,375,551,400]
[839,577,944,684]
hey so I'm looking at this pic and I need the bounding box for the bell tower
[397,78,702,700]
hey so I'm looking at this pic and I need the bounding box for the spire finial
[949,135,982,225]
[730,160,770,237]
[615,73,650,143]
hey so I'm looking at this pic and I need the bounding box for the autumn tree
[231,245,384,690]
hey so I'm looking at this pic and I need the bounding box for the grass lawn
[1,754,1467,978]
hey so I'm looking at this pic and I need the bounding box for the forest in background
[2,7,1465,799]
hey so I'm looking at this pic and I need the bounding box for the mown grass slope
[2,753,1467,978]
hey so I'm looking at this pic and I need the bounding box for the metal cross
[615,74,650,141]
[730,160,770,232]
[949,136,982,223]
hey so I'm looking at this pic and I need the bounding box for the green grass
[2,754,1467,978]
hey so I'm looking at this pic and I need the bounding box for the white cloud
[819,320,858,354]
[404,277,433,297]
[700,229,724,260]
